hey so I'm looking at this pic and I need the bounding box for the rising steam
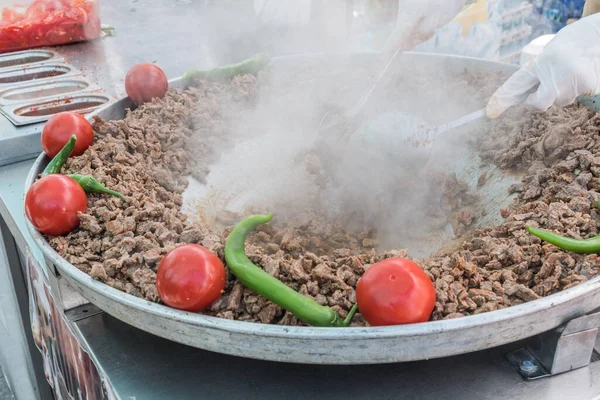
[181,2,503,258]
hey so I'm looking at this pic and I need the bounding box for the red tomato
[356,258,435,326]
[125,63,169,105]
[25,175,88,236]
[41,111,94,158]
[156,244,226,312]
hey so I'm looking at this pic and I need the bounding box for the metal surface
[506,348,552,379]
[565,312,600,335]
[21,52,600,364]
[0,57,109,126]
[73,311,600,400]
[530,312,600,375]
[0,215,52,400]
[0,50,63,70]
[507,312,600,380]
[65,304,103,323]
[550,329,598,374]
[0,63,82,89]
[2,93,111,126]
[433,107,487,137]
[0,78,94,106]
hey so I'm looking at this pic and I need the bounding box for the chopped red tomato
[1,8,18,25]
[0,0,101,53]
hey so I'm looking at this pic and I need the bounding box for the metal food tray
[0,63,83,89]
[0,49,64,70]
[0,78,96,106]
[0,54,109,126]
[24,53,600,365]
[1,93,111,126]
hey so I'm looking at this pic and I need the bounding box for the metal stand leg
[0,216,53,399]
[507,312,600,380]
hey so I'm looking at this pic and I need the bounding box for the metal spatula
[340,107,487,176]
[341,84,538,174]
[316,46,405,140]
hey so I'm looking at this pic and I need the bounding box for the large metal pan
[25,52,600,364]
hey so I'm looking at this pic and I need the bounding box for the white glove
[487,13,600,118]
[383,0,467,53]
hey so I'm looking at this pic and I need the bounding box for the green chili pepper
[67,174,126,201]
[526,226,600,254]
[224,213,358,327]
[182,53,271,84]
[41,135,77,176]
[525,199,600,254]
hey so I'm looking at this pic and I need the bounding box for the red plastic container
[0,0,101,53]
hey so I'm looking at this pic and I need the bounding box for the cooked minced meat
[48,66,600,326]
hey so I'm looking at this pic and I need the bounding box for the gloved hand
[383,0,467,53]
[487,13,600,118]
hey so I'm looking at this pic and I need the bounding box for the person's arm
[486,13,600,118]
[383,0,467,53]
[583,0,600,17]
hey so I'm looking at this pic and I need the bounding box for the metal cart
[1,1,600,398]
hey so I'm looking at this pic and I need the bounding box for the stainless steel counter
[1,1,600,399]
[71,308,600,400]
